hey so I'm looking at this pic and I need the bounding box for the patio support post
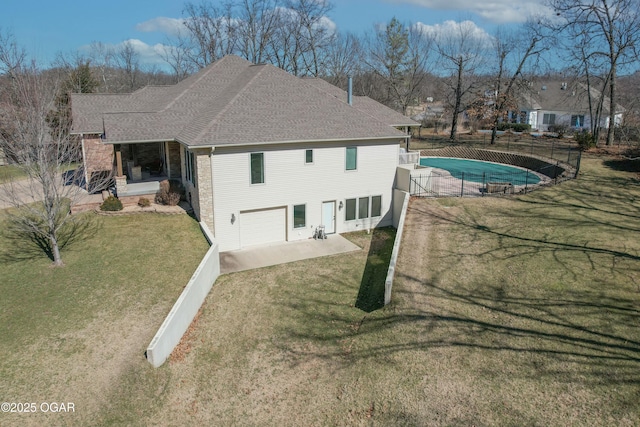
[115,147,123,177]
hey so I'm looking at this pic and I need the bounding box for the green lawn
[1,155,638,426]
[0,162,82,184]
[0,213,209,426]
[0,165,27,183]
[144,155,638,426]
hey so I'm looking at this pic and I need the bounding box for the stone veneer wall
[167,142,181,179]
[83,135,114,180]
[195,150,214,232]
[420,147,570,179]
[83,135,114,173]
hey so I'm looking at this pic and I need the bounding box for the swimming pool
[419,157,541,185]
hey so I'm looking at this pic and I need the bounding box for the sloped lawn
[0,213,209,426]
[2,155,638,426]
[145,155,639,426]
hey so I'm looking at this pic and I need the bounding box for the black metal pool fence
[414,135,582,170]
[410,140,581,198]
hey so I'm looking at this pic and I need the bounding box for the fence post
[525,170,529,193]
[461,172,465,197]
[551,139,555,160]
[482,172,485,197]
[575,150,582,177]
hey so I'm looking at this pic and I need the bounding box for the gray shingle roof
[71,55,411,146]
[517,79,625,115]
[302,77,419,127]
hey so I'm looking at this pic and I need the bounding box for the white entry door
[322,201,336,234]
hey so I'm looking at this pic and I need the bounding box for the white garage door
[240,207,286,248]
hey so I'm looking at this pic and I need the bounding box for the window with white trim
[543,113,556,125]
[345,147,357,171]
[250,152,264,184]
[293,204,306,228]
[184,148,196,186]
[345,198,356,221]
[358,197,369,219]
[571,115,585,127]
[371,195,382,217]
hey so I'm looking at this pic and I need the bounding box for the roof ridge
[161,57,231,112]
[190,64,269,144]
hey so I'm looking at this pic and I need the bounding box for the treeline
[3,0,640,145]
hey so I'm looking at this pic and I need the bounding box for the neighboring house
[71,55,417,252]
[513,80,625,132]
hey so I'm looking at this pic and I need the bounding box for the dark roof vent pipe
[348,76,353,106]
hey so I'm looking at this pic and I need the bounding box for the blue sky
[0,0,546,67]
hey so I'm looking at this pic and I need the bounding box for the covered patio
[113,141,182,197]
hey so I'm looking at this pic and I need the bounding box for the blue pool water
[419,157,541,185]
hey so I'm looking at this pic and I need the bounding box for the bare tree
[0,29,26,78]
[323,32,363,87]
[547,0,640,145]
[160,36,198,81]
[364,17,431,114]
[181,1,239,68]
[488,26,546,144]
[266,0,335,76]
[286,0,335,76]
[0,31,109,266]
[434,20,488,139]
[236,0,280,64]
[115,40,142,91]
[87,41,116,92]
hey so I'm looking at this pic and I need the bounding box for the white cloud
[135,17,187,36]
[414,20,493,44]
[273,6,337,35]
[317,15,337,34]
[121,39,172,64]
[386,0,551,24]
[79,39,172,67]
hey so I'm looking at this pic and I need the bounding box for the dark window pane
[371,195,382,217]
[345,198,356,221]
[305,149,313,164]
[293,204,305,228]
[358,197,369,219]
[250,152,264,184]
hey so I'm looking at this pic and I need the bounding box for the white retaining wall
[386,189,410,305]
[146,222,220,368]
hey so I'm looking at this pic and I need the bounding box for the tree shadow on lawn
[277,197,640,386]
[0,211,102,263]
[602,158,640,173]
[279,271,640,386]
[354,227,396,313]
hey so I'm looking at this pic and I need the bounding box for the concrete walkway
[0,176,93,210]
[219,234,361,274]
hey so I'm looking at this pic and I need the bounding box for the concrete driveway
[219,234,361,274]
[0,174,96,210]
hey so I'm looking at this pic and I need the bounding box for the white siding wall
[211,140,400,251]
